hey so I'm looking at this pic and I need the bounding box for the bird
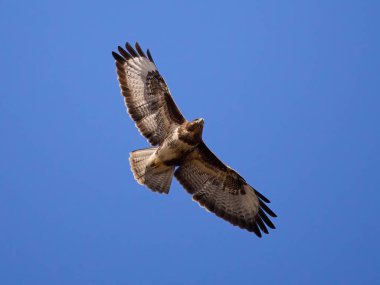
[112,42,277,237]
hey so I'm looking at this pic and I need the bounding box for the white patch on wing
[114,43,186,146]
[242,184,260,216]
[126,57,156,81]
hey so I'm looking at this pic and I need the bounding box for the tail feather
[129,147,174,194]
[129,147,157,183]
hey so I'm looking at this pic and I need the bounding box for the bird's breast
[156,128,197,166]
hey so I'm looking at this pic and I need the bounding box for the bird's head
[187,118,204,132]
[182,118,204,143]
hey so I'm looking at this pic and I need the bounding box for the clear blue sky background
[1,0,379,284]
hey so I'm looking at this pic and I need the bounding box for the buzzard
[112,42,276,237]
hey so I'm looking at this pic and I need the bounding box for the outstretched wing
[112,42,186,146]
[175,142,276,237]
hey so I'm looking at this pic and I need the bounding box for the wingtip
[254,228,262,238]
[135,42,147,58]
[118,45,131,60]
[125,42,139,57]
[256,216,269,234]
[248,223,262,237]
[255,189,271,203]
[112,51,125,62]
[259,209,276,229]
[147,49,155,63]
[260,201,277,218]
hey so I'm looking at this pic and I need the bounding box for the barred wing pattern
[175,142,276,237]
[112,42,186,146]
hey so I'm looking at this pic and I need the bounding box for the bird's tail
[129,147,175,194]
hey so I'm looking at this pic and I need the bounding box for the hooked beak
[196,118,204,126]
[187,118,205,132]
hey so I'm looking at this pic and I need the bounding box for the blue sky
[1,0,379,284]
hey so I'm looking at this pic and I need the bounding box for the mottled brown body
[151,119,204,167]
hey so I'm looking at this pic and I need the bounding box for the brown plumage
[112,42,277,237]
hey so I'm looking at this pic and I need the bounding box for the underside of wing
[174,142,276,237]
[112,42,186,146]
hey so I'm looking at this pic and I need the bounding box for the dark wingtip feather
[125,42,139,57]
[256,216,269,234]
[259,209,276,229]
[260,201,277,218]
[135,42,147,58]
[250,224,262,237]
[112,51,125,62]
[255,189,271,203]
[117,46,131,60]
[147,49,155,63]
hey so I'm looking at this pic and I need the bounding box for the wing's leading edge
[112,42,186,146]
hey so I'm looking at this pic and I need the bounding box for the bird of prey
[112,42,276,237]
